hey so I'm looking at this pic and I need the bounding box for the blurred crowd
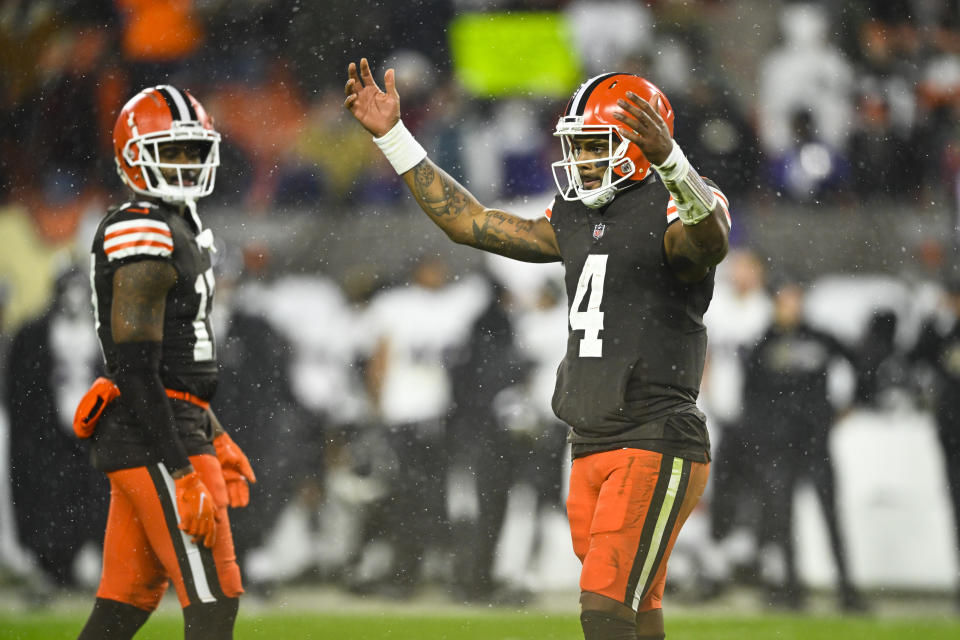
[5,0,960,321]
[6,1,960,220]
[5,0,960,615]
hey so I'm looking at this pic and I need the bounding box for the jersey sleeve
[100,204,174,263]
[666,177,731,227]
[544,196,556,221]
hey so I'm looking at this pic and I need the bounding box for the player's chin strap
[650,141,717,225]
[184,198,216,252]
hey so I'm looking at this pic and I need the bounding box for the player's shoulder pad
[104,200,168,223]
[101,201,174,262]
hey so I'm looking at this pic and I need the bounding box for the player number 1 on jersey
[569,254,607,358]
[192,268,215,361]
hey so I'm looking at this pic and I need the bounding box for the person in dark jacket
[6,266,108,591]
[446,275,535,602]
[908,274,960,611]
[744,278,867,612]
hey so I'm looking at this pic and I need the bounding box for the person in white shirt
[355,256,488,597]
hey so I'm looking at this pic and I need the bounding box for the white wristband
[651,141,717,225]
[651,140,688,182]
[372,120,427,175]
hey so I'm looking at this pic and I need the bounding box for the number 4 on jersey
[569,254,607,358]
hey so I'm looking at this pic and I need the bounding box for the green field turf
[1,610,958,640]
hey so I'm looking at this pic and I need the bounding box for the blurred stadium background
[3,0,960,637]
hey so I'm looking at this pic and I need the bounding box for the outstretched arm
[614,92,729,282]
[344,58,560,263]
[404,159,559,262]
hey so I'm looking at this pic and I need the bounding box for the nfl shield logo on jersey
[593,223,606,240]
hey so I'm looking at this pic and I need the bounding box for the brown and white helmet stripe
[154,85,199,122]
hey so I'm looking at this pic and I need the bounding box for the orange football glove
[174,471,219,548]
[213,432,257,508]
[73,377,121,438]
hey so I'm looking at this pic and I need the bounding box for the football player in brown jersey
[346,58,730,640]
[76,86,255,640]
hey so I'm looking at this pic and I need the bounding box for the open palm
[344,57,400,138]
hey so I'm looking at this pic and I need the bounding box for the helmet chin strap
[184,198,217,252]
[581,188,616,208]
[580,166,617,208]
[185,198,200,227]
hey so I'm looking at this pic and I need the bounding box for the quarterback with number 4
[75,86,255,640]
[346,58,730,640]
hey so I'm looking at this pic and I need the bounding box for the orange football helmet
[552,73,674,208]
[113,85,220,203]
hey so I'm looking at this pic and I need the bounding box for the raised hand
[613,91,674,166]
[344,57,401,137]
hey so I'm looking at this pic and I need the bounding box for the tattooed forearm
[479,210,532,231]
[411,162,469,219]
[413,162,434,191]
[471,215,553,263]
[403,158,560,262]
